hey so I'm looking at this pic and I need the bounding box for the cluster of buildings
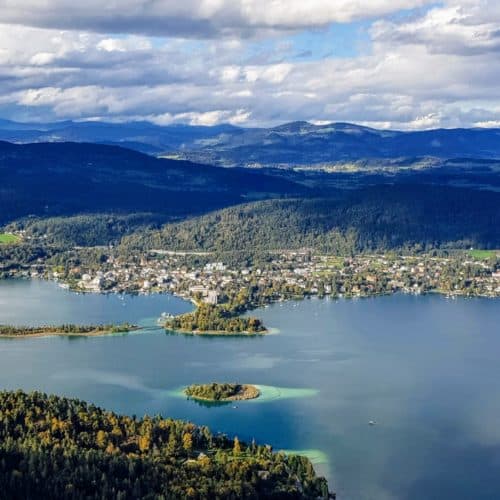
[55,250,500,302]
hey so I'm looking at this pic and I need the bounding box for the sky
[0,0,499,129]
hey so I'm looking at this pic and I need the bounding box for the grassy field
[0,233,20,245]
[469,249,499,260]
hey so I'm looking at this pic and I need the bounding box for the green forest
[0,390,331,499]
[6,214,170,247]
[3,184,498,256]
[121,185,500,255]
[0,323,136,337]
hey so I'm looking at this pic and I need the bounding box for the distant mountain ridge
[1,119,499,165]
[0,119,241,155]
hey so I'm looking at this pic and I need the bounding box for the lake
[1,278,500,500]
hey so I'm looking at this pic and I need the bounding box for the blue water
[1,279,500,500]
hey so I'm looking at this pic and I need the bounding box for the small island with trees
[185,383,261,402]
[0,323,138,338]
[163,303,266,335]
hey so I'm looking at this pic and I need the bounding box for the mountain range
[1,125,499,251]
[1,119,500,166]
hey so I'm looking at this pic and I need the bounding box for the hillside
[121,185,500,254]
[0,390,330,499]
[0,141,309,225]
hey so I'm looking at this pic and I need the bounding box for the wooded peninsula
[163,303,266,335]
[0,390,331,498]
[0,323,138,338]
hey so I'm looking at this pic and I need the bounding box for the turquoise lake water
[1,278,500,499]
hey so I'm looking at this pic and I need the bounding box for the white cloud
[29,52,57,66]
[474,120,500,127]
[406,113,444,130]
[239,0,432,28]
[0,1,433,37]
[0,1,500,129]
[97,37,152,52]
[146,108,251,126]
[243,63,293,84]
[372,1,500,55]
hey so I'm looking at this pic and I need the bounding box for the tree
[166,431,180,456]
[138,434,151,452]
[182,432,193,454]
[233,437,241,456]
[96,430,107,448]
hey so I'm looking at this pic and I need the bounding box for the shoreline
[165,326,267,336]
[4,275,500,302]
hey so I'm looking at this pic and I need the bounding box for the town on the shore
[7,246,500,307]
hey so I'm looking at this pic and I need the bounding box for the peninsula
[0,323,138,338]
[163,303,267,335]
[185,383,261,402]
[0,390,330,498]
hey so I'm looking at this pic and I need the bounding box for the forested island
[185,383,260,402]
[163,303,266,335]
[0,323,137,337]
[0,390,331,499]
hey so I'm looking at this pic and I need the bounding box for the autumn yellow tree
[233,436,241,456]
[96,430,107,448]
[182,432,193,453]
[138,434,151,452]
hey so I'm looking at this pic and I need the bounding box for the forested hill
[0,390,330,499]
[0,141,310,225]
[121,185,500,254]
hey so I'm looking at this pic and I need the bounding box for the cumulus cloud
[0,1,499,129]
[0,0,432,38]
[372,1,500,55]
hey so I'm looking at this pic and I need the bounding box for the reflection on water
[280,449,329,465]
[1,280,500,499]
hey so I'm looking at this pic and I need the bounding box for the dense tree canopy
[185,384,260,402]
[0,390,331,499]
[164,303,265,334]
[121,185,500,255]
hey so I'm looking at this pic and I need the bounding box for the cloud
[149,109,252,126]
[0,1,499,129]
[372,1,500,55]
[0,1,433,38]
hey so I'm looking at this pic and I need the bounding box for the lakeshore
[165,326,266,336]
